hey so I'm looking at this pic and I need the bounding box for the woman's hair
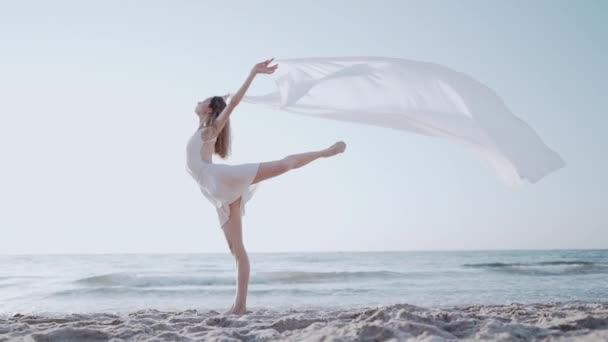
[208,96,231,159]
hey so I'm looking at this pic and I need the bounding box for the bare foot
[227,305,247,316]
[323,141,347,157]
[223,303,234,315]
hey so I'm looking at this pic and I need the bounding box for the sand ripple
[1,302,607,341]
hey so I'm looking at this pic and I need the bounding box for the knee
[280,156,295,172]
[226,240,235,255]
[232,244,248,260]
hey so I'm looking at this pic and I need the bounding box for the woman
[185,58,346,315]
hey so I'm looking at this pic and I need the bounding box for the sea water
[1,250,606,316]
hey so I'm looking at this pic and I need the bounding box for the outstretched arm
[213,58,278,132]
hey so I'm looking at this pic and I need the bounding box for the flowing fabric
[243,56,565,185]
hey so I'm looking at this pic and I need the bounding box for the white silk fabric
[242,57,565,185]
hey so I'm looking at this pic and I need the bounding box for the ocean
[1,250,606,317]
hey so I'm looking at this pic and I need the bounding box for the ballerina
[185,58,346,315]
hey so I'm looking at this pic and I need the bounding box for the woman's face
[195,97,212,118]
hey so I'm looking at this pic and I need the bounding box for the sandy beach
[1,301,607,341]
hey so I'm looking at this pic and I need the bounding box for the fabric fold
[243,56,565,185]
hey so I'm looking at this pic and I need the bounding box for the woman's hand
[251,58,278,75]
[214,60,275,132]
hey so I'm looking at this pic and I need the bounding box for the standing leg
[221,197,250,315]
[252,141,346,184]
[220,140,347,315]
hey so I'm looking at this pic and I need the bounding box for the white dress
[186,128,259,228]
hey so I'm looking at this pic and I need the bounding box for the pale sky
[1,0,606,254]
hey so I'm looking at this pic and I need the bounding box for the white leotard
[186,128,259,228]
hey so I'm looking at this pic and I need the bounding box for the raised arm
[213,58,278,132]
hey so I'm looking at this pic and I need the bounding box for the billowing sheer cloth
[243,57,565,185]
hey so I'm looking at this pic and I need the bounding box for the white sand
[1,302,607,341]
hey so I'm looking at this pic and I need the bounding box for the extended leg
[221,197,250,315]
[252,141,346,185]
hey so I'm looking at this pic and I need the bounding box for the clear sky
[1,0,606,254]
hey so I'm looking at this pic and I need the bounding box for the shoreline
[2,301,608,341]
